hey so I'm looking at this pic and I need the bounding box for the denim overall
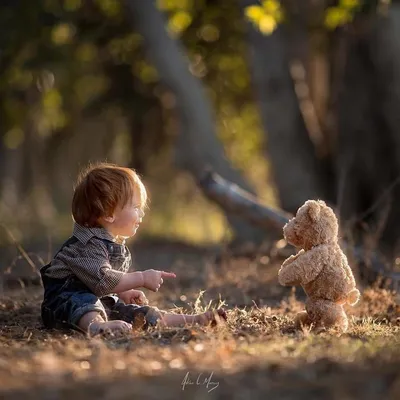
[40,236,159,331]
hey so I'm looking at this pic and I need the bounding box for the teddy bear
[278,199,360,333]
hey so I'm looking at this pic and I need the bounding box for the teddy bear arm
[279,249,325,286]
[278,258,304,286]
[339,253,356,287]
[299,246,328,285]
[281,249,305,267]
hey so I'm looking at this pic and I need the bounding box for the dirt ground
[0,241,399,400]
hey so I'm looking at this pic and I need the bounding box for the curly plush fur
[278,200,360,333]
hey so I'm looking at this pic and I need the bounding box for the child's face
[103,192,145,238]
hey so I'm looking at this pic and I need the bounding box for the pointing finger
[161,271,176,278]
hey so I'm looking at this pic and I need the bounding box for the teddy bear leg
[294,311,312,329]
[306,299,348,333]
[322,306,348,333]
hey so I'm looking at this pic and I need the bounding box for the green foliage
[324,0,392,30]
[0,0,276,243]
[324,0,362,30]
[245,0,284,34]
[94,0,121,17]
[245,0,389,34]
[3,127,24,150]
[157,0,196,36]
[63,0,82,12]
[51,23,76,45]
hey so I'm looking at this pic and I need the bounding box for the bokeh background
[1,0,400,274]
[1,3,399,399]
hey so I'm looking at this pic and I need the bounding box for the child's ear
[103,215,115,223]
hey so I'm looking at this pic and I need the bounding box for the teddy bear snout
[283,221,290,238]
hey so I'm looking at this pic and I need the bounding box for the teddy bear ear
[307,201,321,222]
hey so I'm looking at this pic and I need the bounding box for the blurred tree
[125,0,267,245]
[0,0,270,244]
[1,0,399,272]
[239,0,400,269]
[335,0,400,261]
[240,0,332,215]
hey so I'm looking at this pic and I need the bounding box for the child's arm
[112,271,145,293]
[65,239,176,296]
[114,269,176,293]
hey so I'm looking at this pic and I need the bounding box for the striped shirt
[42,223,132,297]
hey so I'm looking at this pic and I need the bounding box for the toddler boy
[40,163,226,336]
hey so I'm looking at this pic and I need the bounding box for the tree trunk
[0,146,25,209]
[239,0,330,213]
[0,98,7,194]
[367,4,400,259]
[336,10,400,261]
[23,85,56,227]
[335,23,379,232]
[125,0,266,244]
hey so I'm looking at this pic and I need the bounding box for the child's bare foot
[88,320,132,337]
[198,308,227,326]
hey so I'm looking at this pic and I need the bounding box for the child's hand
[119,289,149,305]
[142,269,176,292]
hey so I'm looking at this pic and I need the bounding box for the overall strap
[54,236,79,258]
[100,238,125,255]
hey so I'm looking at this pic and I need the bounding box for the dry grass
[0,244,399,400]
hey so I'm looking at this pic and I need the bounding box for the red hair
[72,162,147,227]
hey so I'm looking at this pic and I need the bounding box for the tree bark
[125,0,266,243]
[239,0,330,213]
[335,9,400,261]
[23,85,56,226]
[367,4,400,258]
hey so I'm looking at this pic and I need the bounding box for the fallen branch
[199,170,291,232]
[199,170,400,289]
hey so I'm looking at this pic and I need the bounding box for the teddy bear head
[283,200,339,249]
